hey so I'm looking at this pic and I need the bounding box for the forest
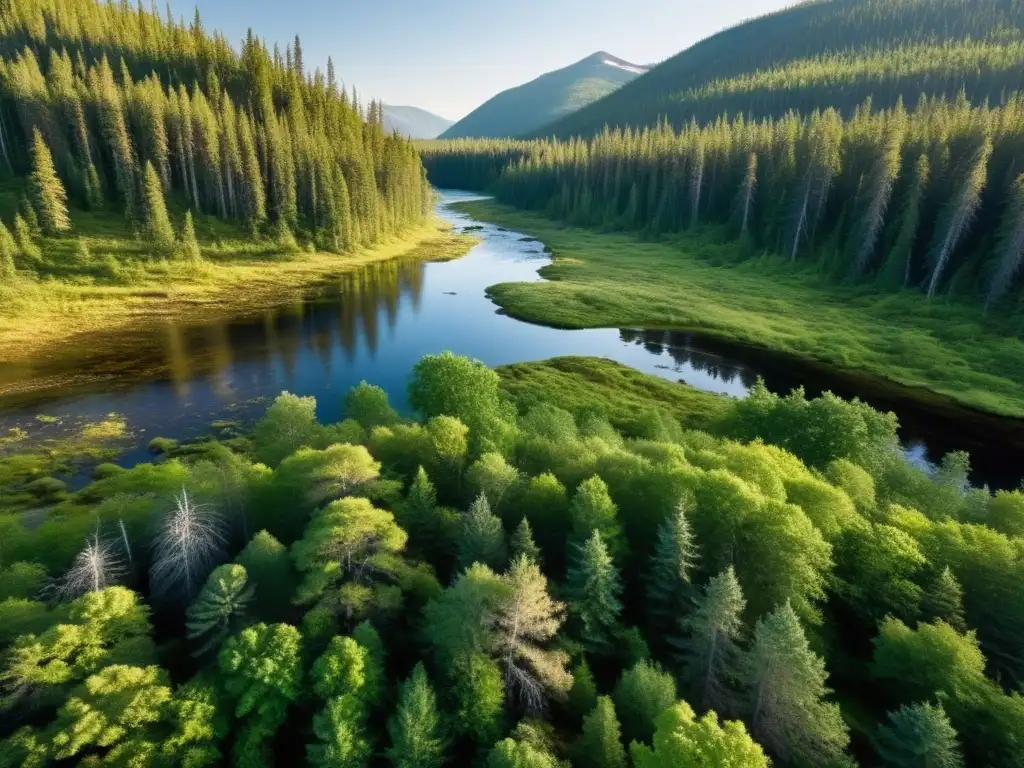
[531,0,1024,139]
[0,0,431,280]
[1,352,1023,767]
[421,94,1024,309]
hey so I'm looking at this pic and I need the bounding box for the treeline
[537,0,1024,138]
[423,95,1024,307]
[1,352,1023,767]
[0,0,431,255]
[414,138,531,191]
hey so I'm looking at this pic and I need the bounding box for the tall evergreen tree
[746,601,850,765]
[186,564,254,656]
[457,493,507,572]
[386,663,446,768]
[141,160,174,251]
[646,500,698,636]
[572,696,627,768]
[566,530,623,656]
[28,128,70,235]
[677,566,746,713]
[510,518,542,566]
[874,702,963,768]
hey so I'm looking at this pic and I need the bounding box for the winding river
[1,190,1021,487]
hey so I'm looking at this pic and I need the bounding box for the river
[1,190,1021,487]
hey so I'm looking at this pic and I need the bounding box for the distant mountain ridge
[382,105,454,139]
[440,52,649,139]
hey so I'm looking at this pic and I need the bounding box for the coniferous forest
[0,0,431,269]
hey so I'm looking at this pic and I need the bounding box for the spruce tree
[141,160,174,251]
[746,602,850,765]
[573,696,627,768]
[567,659,599,722]
[569,475,624,556]
[646,500,698,636]
[0,220,16,277]
[874,702,963,768]
[922,567,967,632]
[177,210,201,261]
[677,566,746,712]
[29,128,71,235]
[13,213,41,264]
[386,662,446,768]
[457,493,507,572]
[566,530,623,656]
[510,518,542,565]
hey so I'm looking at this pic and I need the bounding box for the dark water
[0,191,1021,487]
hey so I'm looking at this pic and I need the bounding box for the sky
[186,0,797,120]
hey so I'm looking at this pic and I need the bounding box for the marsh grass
[0,184,476,362]
[463,201,1024,417]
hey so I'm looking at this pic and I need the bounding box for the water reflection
[0,191,1020,488]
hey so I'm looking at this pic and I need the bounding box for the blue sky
[186,0,796,120]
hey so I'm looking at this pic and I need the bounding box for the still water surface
[0,191,1020,486]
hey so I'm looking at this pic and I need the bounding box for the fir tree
[386,663,446,768]
[572,696,627,768]
[922,567,967,632]
[678,566,746,713]
[141,160,174,251]
[874,702,963,768]
[746,601,850,765]
[28,128,71,235]
[13,213,41,264]
[0,220,16,277]
[177,210,201,261]
[566,530,623,656]
[457,493,507,572]
[646,500,698,636]
[511,518,542,565]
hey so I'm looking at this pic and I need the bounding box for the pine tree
[28,128,71,235]
[746,601,850,765]
[0,220,17,278]
[186,563,254,655]
[874,702,963,768]
[510,518,542,565]
[386,662,446,768]
[569,476,623,556]
[177,210,201,260]
[985,173,1024,307]
[922,567,967,632]
[457,493,507,572]
[141,160,174,251]
[14,213,41,264]
[677,566,746,713]
[646,500,698,636]
[573,696,627,768]
[566,530,623,656]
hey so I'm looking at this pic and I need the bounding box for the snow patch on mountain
[601,58,647,75]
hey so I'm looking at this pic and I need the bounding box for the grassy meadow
[460,200,1024,418]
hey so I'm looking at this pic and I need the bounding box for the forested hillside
[532,0,1024,138]
[382,105,454,139]
[0,0,431,263]
[423,95,1024,309]
[440,52,648,140]
[1,353,1022,767]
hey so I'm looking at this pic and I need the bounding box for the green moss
[92,463,126,480]
[465,201,1024,418]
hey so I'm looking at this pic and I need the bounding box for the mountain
[440,52,648,139]
[533,0,1024,138]
[382,105,454,139]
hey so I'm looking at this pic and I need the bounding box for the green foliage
[0,561,46,600]
[875,702,964,768]
[566,659,598,722]
[141,160,174,250]
[252,392,321,467]
[612,660,677,746]
[630,701,769,768]
[451,652,505,745]
[746,602,850,765]
[344,381,399,429]
[386,662,446,768]
[308,694,371,768]
[467,451,521,512]
[458,493,507,571]
[28,128,70,236]
[186,564,254,656]
[235,530,295,621]
[177,210,202,261]
[645,500,698,637]
[572,696,626,768]
[677,566,746,713]
[510,517,542,565]
[568,475,623,556]
[565,530,623,656]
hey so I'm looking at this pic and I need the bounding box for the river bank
[0,217,475,367]
[458,200,1024,419]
